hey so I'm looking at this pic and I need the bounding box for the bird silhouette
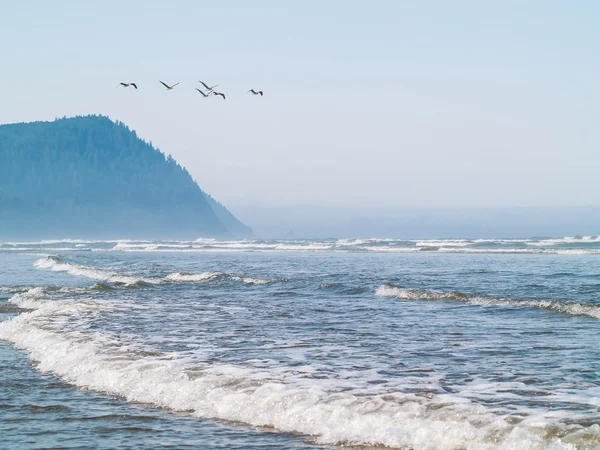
[248,89,263,96]
[199,80,218,93]
[160,81,180,90]
[195,88,210,98]
[118,82,138,89]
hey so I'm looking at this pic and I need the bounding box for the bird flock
[118,80,263,100]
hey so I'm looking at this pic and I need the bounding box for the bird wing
[196,88,208,97]
[172,82,180,88]
[159,80,171,89]
[259,91,263,96]
[219,93,226,99]
[131,83,138,89]
[199,81,210,90]
[248,89,255,94]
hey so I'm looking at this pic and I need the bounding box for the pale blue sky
[1,1,598,208]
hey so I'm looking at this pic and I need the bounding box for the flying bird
[248,89,263,96]
[195,88,210,98]
[199,80,218,93]
[118,82,138,89]
[212,92,226,100]
[160,81,180,90]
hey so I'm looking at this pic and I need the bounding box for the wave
[111,241,336,253]
[231,276,270,285]
[6,236,600,255]
[109,243,600,255]
[0,295,591,450]
[526,236,600,247]
[34,256,152,286]
[0,247,93,253]
[34,257,270,287]
[6,286,96,310]
[90,282,117,291]
[166,272,270,285]
[360,246,600,255]
[6,236,600,256]
[6,286,52,310]
[0,286,32,294]
[38,239,90,245]
[376,285,600,320]
[112,242,194,251]
[415,239,471,247]
[166,272,223,282]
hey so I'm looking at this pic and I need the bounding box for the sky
[1,1,599,210]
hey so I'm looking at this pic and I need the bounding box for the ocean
[1,237,599,449]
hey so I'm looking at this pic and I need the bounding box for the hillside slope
[0,115,252,239]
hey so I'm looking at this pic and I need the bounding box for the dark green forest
[0,115,252,239]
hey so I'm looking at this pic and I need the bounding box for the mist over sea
[1,237,599,449]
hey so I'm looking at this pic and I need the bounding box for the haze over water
[1,238,599,449]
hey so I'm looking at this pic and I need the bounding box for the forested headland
[0,115,252,239]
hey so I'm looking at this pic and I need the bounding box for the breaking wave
[376,285,600,320]
[165,272,223,282]
[34,256,152,286]
[106,238,600,255]
[34,257,271,287]
[6,286,96,310]
[166,272,269,285]
[0,288,592,450]
[5,236,600,256]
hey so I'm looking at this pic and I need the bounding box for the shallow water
[1,238,599,449]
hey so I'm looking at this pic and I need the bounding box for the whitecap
[376,285,600,320]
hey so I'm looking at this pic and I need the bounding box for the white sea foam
[40,239,90,244]
[34,257,271,287]
[2,258,597,448]
[111,242,159,251]
[335,238,397,247]
[110,240,336,253]
[195,238,218,244]
[34,256,152,286]
[415,240,471,247]
[362,246,423,253]
[526,236,600,247]
[436,247,600,255]
[6,286,99,311]
[5,236,600,257]
[7,237,584,255]
[231,276,270,285]
[3,239,110,246]
[0,286,32,294]
[0,247,91,252]
[376,285,600,320]
[215,242,333,251]
[36,247,92,252]
[7,287,51,310]
[0,295,591,450]
[274,243,333,251]
[166,272,224,282]
[335,238,371,246]
[167,272,270,285]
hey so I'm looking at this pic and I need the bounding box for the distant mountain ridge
[0,115,252,239]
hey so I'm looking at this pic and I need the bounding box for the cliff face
[0,115,252,239]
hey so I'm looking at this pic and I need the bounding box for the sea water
[1,237,599,449]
